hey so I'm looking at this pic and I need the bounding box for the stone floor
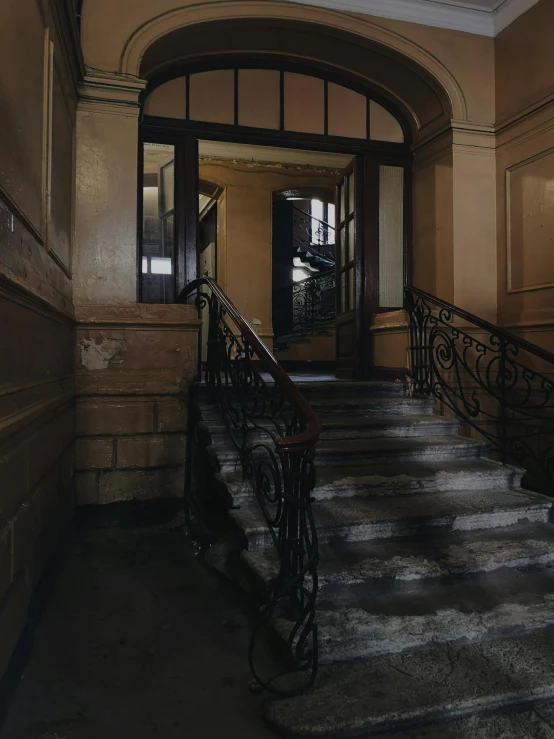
[0,505,276,739]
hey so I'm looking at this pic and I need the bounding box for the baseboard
[370,366,408,382]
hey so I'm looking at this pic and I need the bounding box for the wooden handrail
[407,286,554,368]
[178,277,321,453]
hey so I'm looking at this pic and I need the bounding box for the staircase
[197,378,554,737]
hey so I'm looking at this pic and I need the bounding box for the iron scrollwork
[181,280,320,695]
[292,207,335,267]
[292,269,336,336]
[405,286,554,493]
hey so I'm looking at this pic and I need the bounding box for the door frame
[139,118,412,377]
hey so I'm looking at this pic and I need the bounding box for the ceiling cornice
[285,0,539,37]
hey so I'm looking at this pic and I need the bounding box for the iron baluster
[179,278,321,696]
[405,285,554,495]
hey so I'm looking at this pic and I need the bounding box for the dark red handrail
[178,277,321,453]
[408,286,554,368]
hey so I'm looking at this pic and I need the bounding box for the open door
[335,157,364,379]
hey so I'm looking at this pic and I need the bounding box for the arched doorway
[138,56,412,378]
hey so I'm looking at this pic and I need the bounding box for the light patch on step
[79,337,127,371]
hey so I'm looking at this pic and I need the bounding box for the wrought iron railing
[178,278,321,695]
[292,207,335,267]
[292,269,335,335]
[405,286,554,493]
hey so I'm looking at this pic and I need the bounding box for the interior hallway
[0,506,275,739]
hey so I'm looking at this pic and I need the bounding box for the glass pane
[348,218,355,263]
[339,226,346,266]
[348,172,355,215]
[348,267,355,311]
[338,184,345,223]
[340,272,346,314]
[379,165,405,308]
[141,142,176,303]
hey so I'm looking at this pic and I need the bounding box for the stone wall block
[75,437,114,470]
[76,400,155,435]
[116,434,186,469]
[75,471,100,506]
[98,468,185,503]
[156,398,187,433]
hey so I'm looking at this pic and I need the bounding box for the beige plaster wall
[80,0,494,130]
[199,160,338,346]
[73,106,140,305]
[0,0,78,683]
[495,0,554,355]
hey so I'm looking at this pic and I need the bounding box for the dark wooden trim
[362,155,380,377]
[136,138,145,302]
[233,68,239,126]
[141,53,413,145]
[185,73,190,120]
[323,80,329,137]
[142,117,411,157]
[279,70,285,131]
[183,137,199,292]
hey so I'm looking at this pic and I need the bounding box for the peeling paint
[79,337,127,371]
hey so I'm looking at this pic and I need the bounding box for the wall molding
[506,146,554,295]
[0,272,74,325]
[78,71,147,116]
[283,0,539,37]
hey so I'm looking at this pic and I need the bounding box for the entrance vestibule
[138,60,411,378]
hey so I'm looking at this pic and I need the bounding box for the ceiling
[286,0,539,36]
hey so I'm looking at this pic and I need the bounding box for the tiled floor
[0,507,277,739]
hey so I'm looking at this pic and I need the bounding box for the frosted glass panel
[143,78,187,118]
[238,69,280,129]
[370,101,404,143]
[327,83,367,139]
[284,73,325,134]
[189,70,234,124]
[379,165,405,308]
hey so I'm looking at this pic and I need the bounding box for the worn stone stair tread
[208,436,488,473]
[263,632,554,737]
[217,459,523,508]
[230,488,551,550]
[299,568,554,663]
[241,521,554,593]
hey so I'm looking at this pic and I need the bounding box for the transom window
[143,68,405,144]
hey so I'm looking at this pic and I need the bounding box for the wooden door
[335,157,364,379]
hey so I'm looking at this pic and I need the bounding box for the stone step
[264,631,554,737]
[200,415,459,445]
[207,436,488,473]
[230,488,552,551]
[289,380,405,397]
[216,459,524,508]
[197,395,435,421]
[277,569,554,664]
[241,521,554,599]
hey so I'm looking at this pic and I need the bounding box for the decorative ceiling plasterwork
[285,0,539,36]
